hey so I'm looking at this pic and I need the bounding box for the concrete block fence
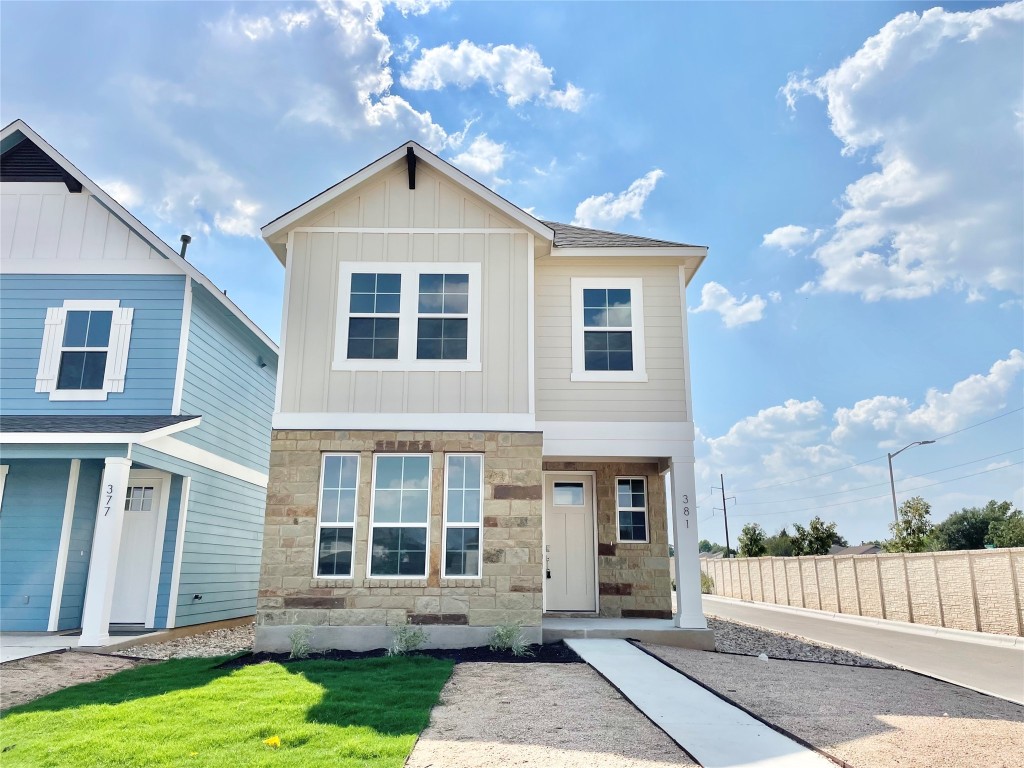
[700,548,1024,637]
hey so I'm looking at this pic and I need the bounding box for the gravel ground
[0,652,142,711]
[707,615,895,667]
[110,622,255,659]
[407,662,695,767]
[644,643,1024,768]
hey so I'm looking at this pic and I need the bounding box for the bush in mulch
[218,640,582,670]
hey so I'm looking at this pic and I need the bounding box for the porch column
[79,456,132,646]
[668,456,707,629]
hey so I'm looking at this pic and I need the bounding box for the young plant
[700,571,715,595]
[388,622,429,656]
[488,622,534,657]
[288,626,314,659]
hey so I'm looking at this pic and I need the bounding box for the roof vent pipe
[179,234,192,259]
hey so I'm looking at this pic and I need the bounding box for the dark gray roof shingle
[541,221,698,249]
[0,414,199,434]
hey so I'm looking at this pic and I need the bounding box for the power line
[728,406,1023,496]
[732,448,1023,506]
[729,460,1022,518]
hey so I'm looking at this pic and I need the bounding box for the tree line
[701,499,1023,558]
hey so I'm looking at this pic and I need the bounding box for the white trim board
[171,278,193,415]
[0,417,202,445]
[0,259,182,275]
[165,476,190,628]
[0,465,8,513]
[138,435,269,488]
[273,412,536,433]
[48,459,80,631]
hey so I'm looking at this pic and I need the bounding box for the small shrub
[700,571,715,595]
[388,623,429,656]
[288,626,313,659]
[488,622,534,657]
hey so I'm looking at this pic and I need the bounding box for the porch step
[567,639,835,768]
[543,616,715,650]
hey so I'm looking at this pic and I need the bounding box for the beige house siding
[535,260,688,422]
[279,164,532,416]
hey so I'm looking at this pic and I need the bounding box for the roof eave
[0,416,202,444]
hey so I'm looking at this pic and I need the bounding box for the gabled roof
[0,120,278,354]
[542,221,699,249]
[261,140,555,263]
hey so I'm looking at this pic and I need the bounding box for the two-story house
[0,120,278,646]
[255,142,711,651]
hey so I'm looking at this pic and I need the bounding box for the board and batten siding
[132,446,265,627]
[280,163,531,416]
[0,273,185,415]
[0,460,71,630]
[535,261,689,422]
[1,184,169,265]
[57,459,103,630]
[177,283,277,473]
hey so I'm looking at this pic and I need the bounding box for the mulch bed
[218,640,582,669]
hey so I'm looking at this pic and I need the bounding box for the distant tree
[698,539,715,553]
[765,527,795,557]
[738,523,768,558]
[987,508,1024,548]
[884,496,933,553]
[792,516,843,556]
[928,500,1014,551]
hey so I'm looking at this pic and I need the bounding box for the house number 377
[104,484,114,516]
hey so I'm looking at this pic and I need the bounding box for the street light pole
[887,440,936,525]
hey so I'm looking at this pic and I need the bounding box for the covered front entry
[543,472,597,612]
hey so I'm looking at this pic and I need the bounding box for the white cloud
[572,169,664,228]
[690,281,769,328]
[213,199,262,238]
[762,224,820,253]
[768,291,782,303]
[390,0,450,15]
[450,134,507,183]
[98,179,142,209]
[784,3,1024,301]
[400,41,585,111]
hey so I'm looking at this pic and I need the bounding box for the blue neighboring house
[0,120,278,646]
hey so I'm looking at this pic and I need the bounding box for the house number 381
[682,494,689,528]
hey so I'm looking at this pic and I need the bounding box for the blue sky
[3,1,1021,545]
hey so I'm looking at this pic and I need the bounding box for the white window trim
[333,262,482,372]
[35,299,134,401]
[570,277,647,382]
[441,453,485,580]
[615,475,650,544]
[313,453,360,580]
[366,453,431,580]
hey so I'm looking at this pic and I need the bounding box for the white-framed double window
[334,262,481,372]
[35,300,134,400]
[315,454,360,578]
[616,476,649,543]
[442,454,484,578]
[569,277,647,382]
[367,454,431,578]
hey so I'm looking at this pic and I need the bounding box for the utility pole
[719,474,732,558]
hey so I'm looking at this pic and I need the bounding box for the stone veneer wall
[257,430,543,645]
[543,461,672,619]
[701,548,1024,637]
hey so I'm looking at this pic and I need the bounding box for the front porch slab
[543,617,715,650]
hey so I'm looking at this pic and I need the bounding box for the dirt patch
[643,643,1024,768]
[406,662,695,767]
[0,652,143,711]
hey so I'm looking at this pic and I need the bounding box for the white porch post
[79,456,132,646]
[669,456,707,629]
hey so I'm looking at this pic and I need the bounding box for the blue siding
[178,283,276,473]
[0,460,70,630]
[0,274,185,415]
[132,446,264,626]
[57,460,102,630]
[153,475,183,629]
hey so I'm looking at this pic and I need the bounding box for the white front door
[544,473,597,611]
[110,474,166,624]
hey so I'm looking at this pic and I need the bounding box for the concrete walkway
[567,638,834,768]
[704,595,1024,705]
[0,634,75,663]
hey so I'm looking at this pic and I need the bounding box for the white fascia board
[274,412,537,433]
[0,120,278,354]
[0,417,201,444]
[139,435,268,488]
[260,140,554,259]
[538,420,695,460]
[0,259,182,275]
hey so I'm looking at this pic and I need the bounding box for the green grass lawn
[0,655,453,767]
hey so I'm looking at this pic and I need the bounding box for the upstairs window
[570,277,647,382]
[335,263,481,372]
[36,300,133,401]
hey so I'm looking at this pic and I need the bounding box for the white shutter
[35,307,66,393]
[105,306,134,393]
